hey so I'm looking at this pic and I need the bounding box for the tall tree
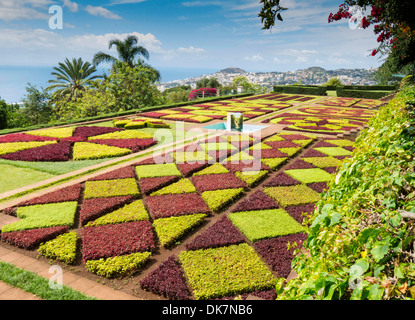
[92,35,150,68]
[46,58,102,100]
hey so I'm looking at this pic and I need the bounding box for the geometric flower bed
[0,126,157,162]
[0,129,356,299]
[140,93,295,124]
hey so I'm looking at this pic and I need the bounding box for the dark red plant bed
[231,189,279,212]
[307,181,328,193]
[300,148,328,158]
[217,289,277,301]
[262,172,301,187]
[254,233,307,278]
[284,159,316,170]
[176,162,210,177]
[263,140,300,149]
[139,112,171,119]
[87,166,136,181]
[1,226,69,250]
[280,134,314,141]
[138,176,180,195]
[140,255,191,300]
[73,126,123,138]
[0,141,71,162]
[222,161,271,173]
[191,173,247,192]
[16,183,82,207]
[248,148,289,159]
[82,220,156,262]
[134,154,174,166]
[60,136,86,144]
[185,216,245,251]
[88,138,157,153]
[145,193,211,219]
[79,195,135,226]
[313,141,337,148]
[323,167,338,174]
[0,133,58,143]
[284,203,316,224]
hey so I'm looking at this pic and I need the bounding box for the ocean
[0,65,218,104]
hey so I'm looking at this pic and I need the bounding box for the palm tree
[92,35,150,68]
[47,58,102,100]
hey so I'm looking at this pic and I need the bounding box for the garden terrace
[0,92,384,300]
[0,122,360,299]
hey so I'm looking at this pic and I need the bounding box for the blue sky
[0,0,382,72]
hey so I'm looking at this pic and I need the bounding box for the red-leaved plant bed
[185,216,245,251]
[88,138,157,153]
[138,176,180,195]
[217,289,277,301]
[262,172,301,187]
[87,166,136,181]
[15,184,82,207]
[79,195,135,226]
[254,233,307,279]
[0,133,58,143]
[307,182,328,193]
[140,255,191,300]
[191,173,247,192]
[222,161,271,173]
[284,159,315,170]
[264,140,300,149]
[247,148,289,159]
[231,189,279,212]
[82,220,156,262]
[145,193,211,219]
[0,141,72,162]
[73,126,123,138]
[176,162,210,177]
[284,203,316,225]
[1,226,69,250]
[139,112,171,119]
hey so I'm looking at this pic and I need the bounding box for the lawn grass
[0,164,56,193]
[0,261,96,300]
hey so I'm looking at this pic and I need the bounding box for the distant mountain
[218,67,247,74]
[302,66,327,73]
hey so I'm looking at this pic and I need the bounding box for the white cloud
[109,0,147,4]
[0,0,52,21]
[177,46,205,54]
[84,5,122,20]
[244,54,264,62]
[62,0,78,12]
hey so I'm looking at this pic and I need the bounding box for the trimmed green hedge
[273,85,327,96]
[336,86,395,99]
[0,93,254,136]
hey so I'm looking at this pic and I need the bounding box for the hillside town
[157,66,378,92]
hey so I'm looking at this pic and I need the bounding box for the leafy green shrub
[201,188,245,213]
[85,252,151,278]
[179,243,277,300]
[277,85,415,300]
[153,213,206,247]
[264,184,321,207]
[38,231,78,264]
[2,202,78,233]
[84,178,140,199]
[228,209,304,242]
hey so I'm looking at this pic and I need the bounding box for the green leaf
[367,284,384,300]
[371,237,390,262]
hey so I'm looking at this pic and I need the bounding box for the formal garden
[3,85,412,301]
